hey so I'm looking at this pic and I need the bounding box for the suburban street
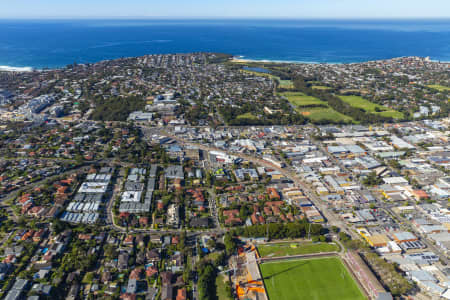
[142,126,360,240]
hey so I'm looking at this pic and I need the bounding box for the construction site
[227,242,390,300]
[230,244,268,300]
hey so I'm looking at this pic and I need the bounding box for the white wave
[0,65,33,72]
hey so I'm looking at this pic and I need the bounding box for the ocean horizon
[0,18,449,69]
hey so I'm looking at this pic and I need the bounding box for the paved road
[0,158,118,204]
[313,140,449,265]
[105,170,123,226]
[191,236,199,300]
[104,166,226,234]
[385,207,449,265]
[207,187,221,230]
[0,164,94,221]
[153,128,357,239]
[1,157,78,163]
[102,125,363,241]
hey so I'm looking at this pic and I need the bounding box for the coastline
[231,57,322,65]
[1,54,449,73]
[0,19,449,70]
[231,56,450,65]
[0,66,34,72]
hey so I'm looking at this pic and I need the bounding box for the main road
[312,138,449,264]
[141,126,359,240]
[0,163,95,221]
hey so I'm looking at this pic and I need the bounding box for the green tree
[206,238,217,250]
[51,219,67,234]
[223,233,237,256]
[362,172,383,186]
[197,262,217,300]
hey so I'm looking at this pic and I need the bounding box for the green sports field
[299,107,354,123]
[280,92,326,106]
[236,112,258,120]
[260,257,366,300]
[427,84,450,92]
[311,85,332,90]
[279,80,294,89]
[280,92,354,123]
[257,242,340,258]
[338,95,404,119]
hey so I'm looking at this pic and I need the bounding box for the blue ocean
[0,19,449,69]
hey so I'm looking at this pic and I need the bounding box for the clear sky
[1,0,449,19]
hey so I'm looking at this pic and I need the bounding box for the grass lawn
[428,84,450,92]
[377,110,405,118]
[340,89,362,94]
[299,107,354,123]
[338,95,404,119]
[216,274,232,300]
[206,252,223,262]
[311,85,332,90]
[257,242,340,258]
[281,92,354,123]
[236,112,258,120]
[279,80,294,89]
[242,69,281,82]
[280,92,326,106]
[260,257,366,300]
